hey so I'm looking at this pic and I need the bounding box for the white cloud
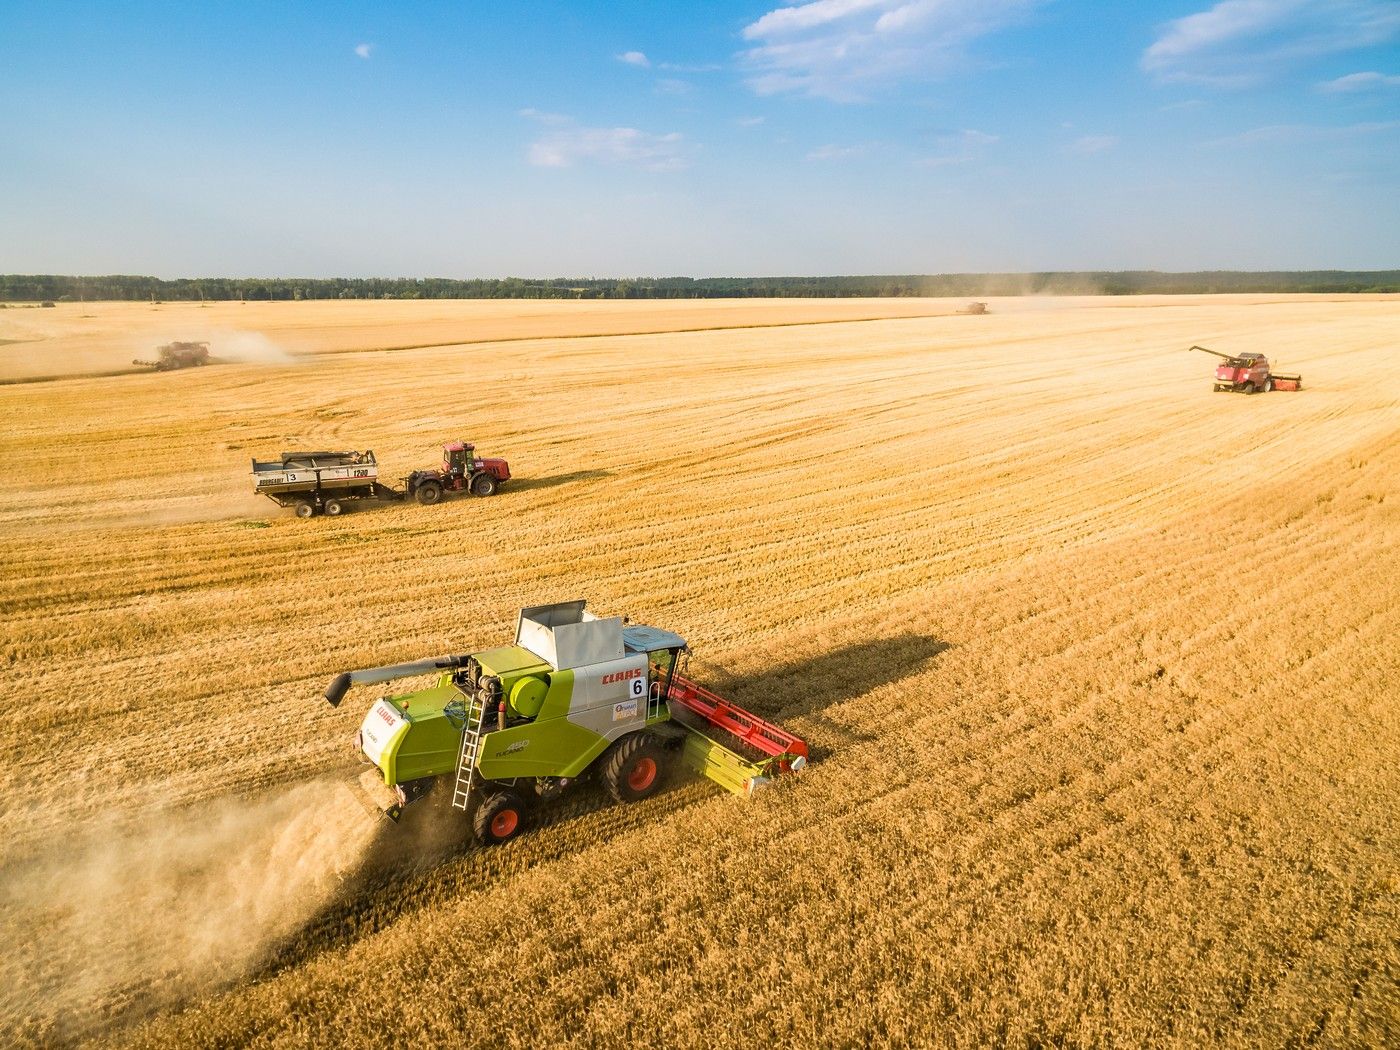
[1203,119,1399,146]
[1067,134,1119,154]
[524,115,690,172]
[806,143,869,160]
[737,116,766,127]
[916,128,999,167]
[739,0,1040,100]
[618,50,650,67]
[1319,70,1400,92]
[1143,0,1400,86]
[354,43,373,60]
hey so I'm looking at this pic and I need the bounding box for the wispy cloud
[739,0,1040,100]
[917,128,999,167]
[1067,134,1118,154]
[1143,0,1400,87]
[736,116,766,127]
[617,50,650,67]
[522,111,690,172]
[1319,70,1400,92]
[1203,119,1399,147]
[354,43,373,60]
[806,143,870,161]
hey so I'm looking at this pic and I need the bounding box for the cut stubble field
[0,296,1396,1046]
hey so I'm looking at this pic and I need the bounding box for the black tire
[602,733,667,803]
[1263,378,1273,393]
[294,500,316,519]
[323,498,344,516]
[472,790,528,846]
[471,473,497,497]
[415,480,443,506]
[1242,382,1255,394]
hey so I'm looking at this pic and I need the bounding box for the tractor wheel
[1242,382,1256,394]
[415,480,443,506]
[323,498,344,516]
[1263,378,1274,393]
[603,733,666,803]
[294,500,316,519]
[471,473,498,497]
[473,790,528,846]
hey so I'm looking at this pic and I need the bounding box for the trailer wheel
[323,498,344,516]
[294,500,316,519]
[603,733,666,803]
[471,473,497,497]
[473,790,528,845]
[415,480,443,506]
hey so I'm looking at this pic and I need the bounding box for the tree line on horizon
[2,270,1398,303]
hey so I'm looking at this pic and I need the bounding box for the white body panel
[566,654,649,737]
[360,699,408,769]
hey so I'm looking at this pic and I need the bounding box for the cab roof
[623,624,687,653]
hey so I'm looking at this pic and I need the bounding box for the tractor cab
[443,441,476,478]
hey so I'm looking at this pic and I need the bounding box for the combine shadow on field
[253,633,948,979]
[509,468,613,492]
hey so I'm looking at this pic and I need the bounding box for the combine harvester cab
[324,600,808,844]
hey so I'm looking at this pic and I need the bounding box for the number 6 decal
[630,676,646,699]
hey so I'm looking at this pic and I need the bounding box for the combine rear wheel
[473,790,528,845]
[471,473,498,497]
[415,480,443,506]
[294,500,316,519]
[603,733,666,803]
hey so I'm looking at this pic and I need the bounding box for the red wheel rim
[490,809,519,838]
[627,757,657,791]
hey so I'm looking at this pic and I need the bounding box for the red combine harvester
[1191,345,1303,393]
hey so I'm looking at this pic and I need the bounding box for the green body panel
[477,716,608,779]
[474,645,551,678]
[381,679,466,783]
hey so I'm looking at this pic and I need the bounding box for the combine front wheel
[603,733,666,803]
[473,790,528,845]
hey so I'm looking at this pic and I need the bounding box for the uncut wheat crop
[1,295,1397,1047]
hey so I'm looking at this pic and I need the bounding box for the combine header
[324,600,809,844]
[1190,345,1302,393]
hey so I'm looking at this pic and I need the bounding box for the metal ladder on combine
[450,692,487,811]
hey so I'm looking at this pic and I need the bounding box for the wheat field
[1,295,1397,1047]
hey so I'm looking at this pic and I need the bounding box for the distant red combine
[1190,345,1302,393]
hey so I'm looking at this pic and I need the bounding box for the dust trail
[0,780,379,1044]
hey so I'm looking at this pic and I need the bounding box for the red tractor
[1191,345,1302,393]
[403,441,510,505]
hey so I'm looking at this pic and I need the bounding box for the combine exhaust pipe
[324,654,472,706]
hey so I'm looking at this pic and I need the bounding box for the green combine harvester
[326,600,809,844]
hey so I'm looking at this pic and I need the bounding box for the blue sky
[2,1,1397,277]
